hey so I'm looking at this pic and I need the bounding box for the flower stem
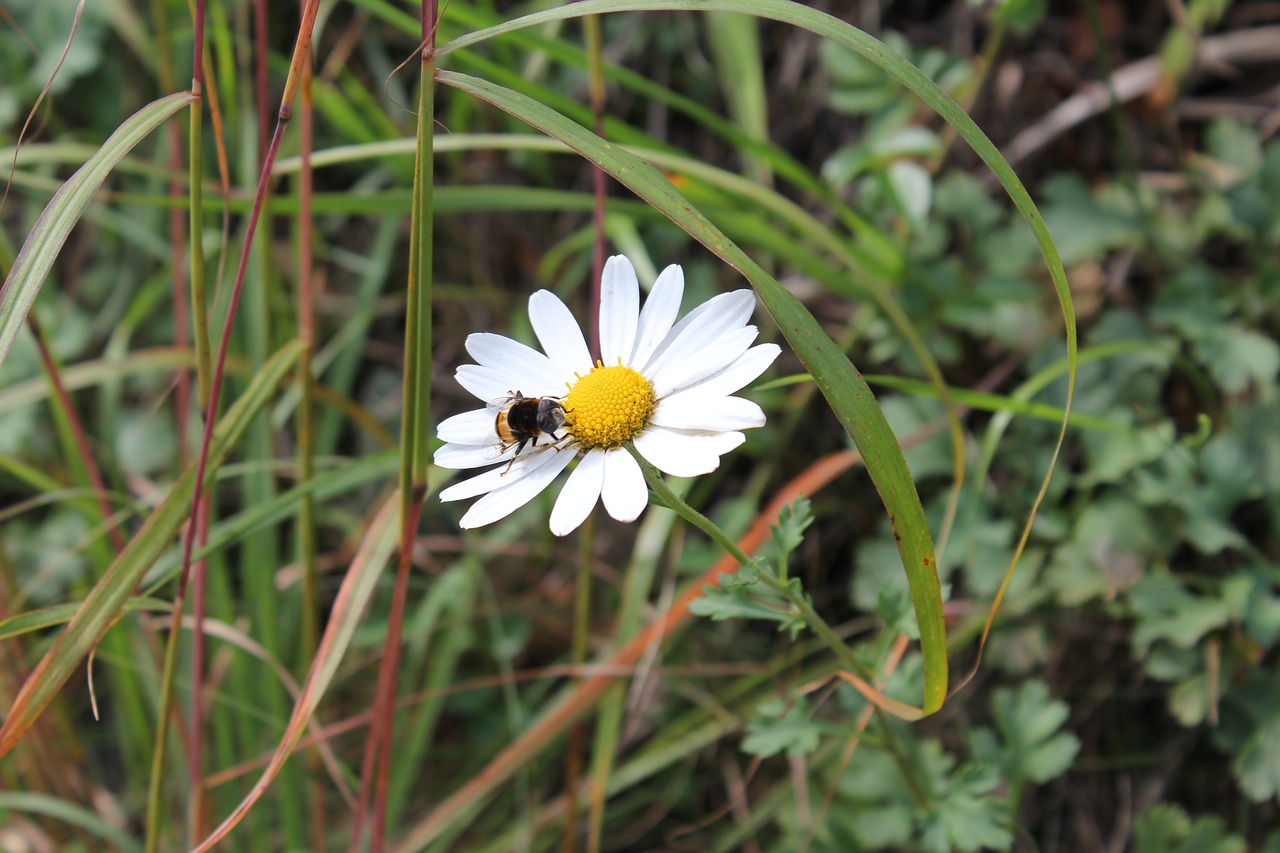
[628,447,872,681]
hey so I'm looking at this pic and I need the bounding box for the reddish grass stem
[172,0,321,837]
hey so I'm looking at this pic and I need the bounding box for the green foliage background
[1,0,1278,850]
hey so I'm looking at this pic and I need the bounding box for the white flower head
[435,255,780,536]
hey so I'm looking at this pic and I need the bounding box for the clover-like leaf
[742,697,822,760]
[1133,803,1246,853]
[971,680,1080,789]
[919,764,1012,853]
[689,567,809,638]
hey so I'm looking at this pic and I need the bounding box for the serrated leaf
[1130,573,1233,654]
[919,764,1012,853]
[771,497,813,573]
[876,584,920,640]
[973,680,1079,786]
[1134,803,1246,853]
[689,578,779,623]
[742,697,822,759]
[1195,325,1280,395]
[1040,173,1143,265]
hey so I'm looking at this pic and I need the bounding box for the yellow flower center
[563,362,655,450]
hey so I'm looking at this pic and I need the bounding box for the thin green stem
[629,447,931,813]
[628,447,871,681]
[585,13,605,362]
[356,8,437,849]
[563,513,595,852]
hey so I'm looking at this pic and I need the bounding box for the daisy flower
[434,255,780,536]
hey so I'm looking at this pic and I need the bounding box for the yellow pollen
[563,362,655,450]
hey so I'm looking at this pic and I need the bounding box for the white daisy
[434,255,780,536]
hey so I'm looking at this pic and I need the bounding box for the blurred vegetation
[1,0,1279,851]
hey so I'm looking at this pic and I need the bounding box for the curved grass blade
[0,792,144,853]
[0,91,194,371]
[0,598,172,642]
[437,0,1077,709]
[190,493,400,853]
[0,339,304,757]
[438,69,947,713]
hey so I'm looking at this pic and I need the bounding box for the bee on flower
[434,255,779,536]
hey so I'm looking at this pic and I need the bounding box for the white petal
[465,333,571,393]
[440,444,566,501]
[433,442,509,470]
[671,343,780,400]
[437,408,497,445]
[599,256,639,366]
[629,264,683,369]
[600,449,647,523]
[650,325,759,398]
[456,365,563,405]
[549,450,605,536]
[530,290,592,374]
[632,426,745,477]
[650,395,765,431]
[640,289,756,381]
[456,448,575,528]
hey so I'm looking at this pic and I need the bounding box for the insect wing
[483,439,519,462]
[487,393,521,412]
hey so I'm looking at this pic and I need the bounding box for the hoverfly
[489,391,569,473]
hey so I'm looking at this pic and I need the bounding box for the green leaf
[1040,173,1143,265]
[1134,804,1246,853]
[971,680,1080,786]
[991,0,1047,34]
[1206,118,1263,176]
[1234,715,1280,802]
[919,764,1013,853]
[1130,572,1234,654]
[742,697,822,759]
[876,584,921,640]
[770,497,813,575]
[1195,325,1280,395]
[689,567,808,638]
[831,745,916,847]
[0,91,194,372]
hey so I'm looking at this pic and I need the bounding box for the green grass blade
[0,339,304,756]
[705,11,770,184]
[0,91,194,371]
[438,69,948,712]
[191,493,400,853]
[437,0,1077,713]
[0,792,145,853]
[0,598,173,642]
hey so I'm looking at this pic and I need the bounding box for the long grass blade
[0,339,304,756]
[190,493,400,852]
[438,69,949,712]
[436,0,1077,713]
[0,91,194,371]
